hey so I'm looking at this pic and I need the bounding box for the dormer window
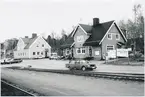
[108,33,112,39]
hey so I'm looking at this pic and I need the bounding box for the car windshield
[80,60,89,63]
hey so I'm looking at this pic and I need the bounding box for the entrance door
[89,47,92,57]
[45,51,48,58]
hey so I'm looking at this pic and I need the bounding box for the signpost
[95,51,99,56]
[106,48,131,65]
[117,49,129,57]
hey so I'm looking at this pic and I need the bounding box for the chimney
[32,33,37,38]
[93,18,99,26]
[25,36,28,38]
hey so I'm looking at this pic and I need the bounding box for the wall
[14,49,29,59]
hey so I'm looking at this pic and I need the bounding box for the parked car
[1,58,13,64]
[11,58,23,63]
[1,58,22,64]
[66,60,96,71]
[49,53,58,60]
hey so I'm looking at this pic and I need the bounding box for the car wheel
[81,66,86,71]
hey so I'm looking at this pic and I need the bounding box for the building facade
[61,18,127,60]
[14,33,51,59]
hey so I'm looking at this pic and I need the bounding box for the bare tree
[119,4,144,53]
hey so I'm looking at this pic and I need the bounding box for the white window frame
[82,47,85,54]
[116,33,120,40]
[66,50,69,55]
[107,33,112,40]
[66,48,70,55]
[76,47,86,54]
[76,48,81,54]
[106,45,114,51]
[33,52,35,55]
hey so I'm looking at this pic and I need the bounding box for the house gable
[72,24,89,37]
[74,26,89,48]
[99,22,127,44]
[101,23,127,55]
[17,38,25,50]
[29,36,51,49]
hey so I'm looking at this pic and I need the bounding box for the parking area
[1,58,144,74]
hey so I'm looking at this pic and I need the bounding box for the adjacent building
[61,18,127,60]
[14,33,51,59]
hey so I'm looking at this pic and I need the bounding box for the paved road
[1,59,144,74]
[1,68,144,96]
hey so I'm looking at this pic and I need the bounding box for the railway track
[6,66,144,82]
[1,80,37,96]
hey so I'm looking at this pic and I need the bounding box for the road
[1,59,144,74]
[1,68,144,96]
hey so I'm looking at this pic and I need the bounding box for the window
[108,33,112,39]
[37,52,39,55]
[41,52,43,55]
[66,49,70,55]
[116,34,120,40]
[107,45,114,51]
[42,44,44,47]
[33,52,35,55]
[76,47,86,54]
[37,45,39,47]
[77,48,81,54]
[82,48,85,54]
[67,50,69,54]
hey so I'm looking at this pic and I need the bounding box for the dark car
[66,60,96,71]
[11,58,23,63]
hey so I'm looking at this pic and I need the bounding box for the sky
[0,0,144,42]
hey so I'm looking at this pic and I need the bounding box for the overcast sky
[0,0,144,42]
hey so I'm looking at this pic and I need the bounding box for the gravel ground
[1,68,144,96]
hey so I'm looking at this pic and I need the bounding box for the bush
[134,52,143,59]
[83,57,94,60]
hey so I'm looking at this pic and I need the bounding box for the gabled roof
[15,36,39,50]
[24,36,38,49]
[21,38,31,44]
[79,24,92,34]
[61,20,127,48]
[61,29,74,49]
[83,20,114,46]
